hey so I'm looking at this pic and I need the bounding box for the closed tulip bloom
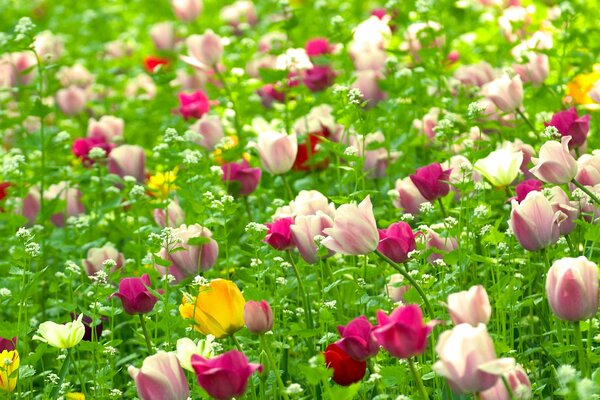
[112,274,161,315]
[186,31,223,67]
[56,85,87,115]
[546,107,590,148]
[0,349,19,392]
[322,196,379,255]
[172,0,202,22]
[83,243,125,276]
[179,279,245,338]
[221,160,261,196]
[480,364,532,400]
[176,336,217,372]
[150,22,175,51]
[128,351,189,400]
[336,316,379,362]
[290,212,334,263]
[510,191,566,251]
[530,137,578,184]
[575,153,600,187]
[426,229,458,262]
[189,115,224,151]
[393,176,429,215]
[244,300,274,334]
[305,37,335,57]
[352,70,386,107]
[291,190,336,218]
[191,350,262,400]
[547,186,578,235]
[44,182,86,227]
[409,162,451,202]
[178,91,210,120]
[482,74,523,113]
[447,285,491,326]
[515,179,543,203]
[474,148,523,187]
[169,224,219,275]
[373,305,433,359]
[454,61,495,87]
[264,217,294,250]
[0,337,16,352]
[512,52,549,86]
[257,131,298,175]
[153,199,186,228]
[377,222,417,263]
[108,144,146,182]
[302,65,336,92]
[433,323,515,394]
[33,314,85,349]
[546,256,599,321]
[87,115,124,143]
[386,274,410,304]
[323,343,367,386]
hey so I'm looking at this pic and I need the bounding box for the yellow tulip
[179,279,245,338]
[147,167,179,199]
[566,70,600,105]
[0,350,19,392]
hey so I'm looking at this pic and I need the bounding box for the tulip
[150,22,175,51]
[0,337,16,352]
[510,191,566,251]
[112,274,161,315]
[179,279,245,338]
[56,85,87,115]
[302,65,336,92]
[244,300,274,334]
[546,256,599,321]
[372,304,433,359]
[323,343,367,386]
[290,190,336,218]
[530,137,578,184]
[322,196,379,255]
[34,30,64,63]
[168,224,219,276]
[43,182,85,227]
[305,38,335,57]
[0,349,19,392]
[515,179,543,203]
[575,153,600,187]
[512,52,549,86]
[126,73,157,100]
[336,316,379,362]
[87,115,124,143]
[402,21,444,58]
[413,107,440,140]
[72,137,114,166]
[256,131,298,175]
[189,115,224,151]
[83,243,125,276]
[377,222,417,263]
[176,336,217,372]
[22,187,40,225]
[386,274,410,303]
[482,74,523,113]
[425,229,458,262]
[186,31,223,67]
[480,364,532,400]
[474,148,523,187]
[70,313,103,342]
[172,0,202,22]
[393,176,429,215]
[547,186,579,235]
[454,62,495,87]
[264,217,294,250]
[433,323,515,394]
[409,162,451,202]
[108,144,146,182]
[178,90,210,120]
[128,351,189,400]
[33,314,85,349]
[192,350,262,400]
[153,199,186,228]
[290,212,334,263]
[57,64,93,88]
[144,56,169,73]
[257,84,285,107]
[352,70,386,107]
[446,285,491,326]
[221,160,261,196]
[220,1,258,29]
[545,107,590,148]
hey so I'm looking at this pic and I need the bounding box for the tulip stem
[288,251,313,329]
[50,348,71,400]
[138,314,153,354]
[214,67,243,143]
[573,321,587,376]
[571,179,600,206]
[375,251,435,318]
[260,335,290,400]
[281,174,294,201]
[408,358,429,400]
[437,198,447,218]
[515,108,537,134]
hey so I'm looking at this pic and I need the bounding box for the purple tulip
[336,316,379,362]
[377,222,417,263]
[222,160,261,196]
[545,107,590,148]
[112,274,161,315]
[264,217,294,250]
[409,162,452,202]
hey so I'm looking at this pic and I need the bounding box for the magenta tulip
[409,162,451,202]
[377,222,417,263]
[222,160,261,196]
[178,91,210,120]
[514,179,543,203]
[264,217,294,250]
[336,316,379,362]
[545,107,590,148]
[112,274,161,315]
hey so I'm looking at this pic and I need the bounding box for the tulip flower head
[178,90,210,120]
[377,222,417,263]
[530,136,578,184]
[0,349,19,392]
[128,351,190,400]
[112,274,161,315]
[545,107,590,148]
[515,179,543,203]
[336,315,379,362]
[33,314,85,349]
[264,217,294,250]
[409,162,451,202]
[446,285,492,326]
[221,160,261,196]
[256,130,298,175]
[323,343,367,386]
[474,148,523,187]
[244,300,274,334]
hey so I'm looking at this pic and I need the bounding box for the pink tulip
[530,136,578,184]
[56,85,86,115]
[83,244,125,276]
[108,145,146,183]
[44,182,85,227]
[291,190,336,219]
[546,256,599,321]
[34,30,64,63]
[393,177,429,215]
[128,351,189,400]
[386,274,410,303]
[112,274,161,315]
[336,316,379,362]
[172,0,202,22]
[290,213,334,264]
[256,131,298,175]
[575,154,600,187]
[72,137,114,166]
[178,90,210,120]
[153,199,185,228]
[150,22,175,51]
[545,107,590,148]
[189,115,224,151]
[302,65,336,92]
[167,224,219,277]
[425,229,458,262]
[547,186,578,235]
[222,160,261,196]
[454,62,495,87]
[512,52,549,86]
[510,191,566,251]
[377,222,416,263]
[322,196,379,255]
[413,107,440,140]
[409,162,451,202]
[447,285,491,326]
[22,188,41,225]
[372,304,433,359]
[352,70,386,107]
[220,1,258,30]
[305,38,335,57]
[56,64,93,88]
[191,350,262,400]
[244,300,274,334]
[87,116,124,143]
[186,31,223,67]
[433,323,515,394]
[264,217,294,250]
[480,364,532,400]
[482,75,523,113]
[514,179,543,203]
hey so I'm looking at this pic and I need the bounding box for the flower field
[2,0,600,398]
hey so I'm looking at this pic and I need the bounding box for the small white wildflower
[90,270,108,285]
[444,216,458,227]
[250,258,262,267]
[347,88,363,105]
[331,15,344,25]
[323,300,336,310]
[182,149,202,165]
[433,259,446,267]
[367,373,382,383]
[88,147,107,160]
[16,227,32,240]
[387,189,400,200]
[473,204,489,219]
[272,199,285,207]
[576,378,597,399]
[480,224,492,236]
[572,188,587,201]
[419,202,434,214]
[280,261,292,269]
[245,222,268,233]
[286,383,304,395]
[102,259,117,268]
[15,17,35,40]
[467,102,486,118]
[193,275,209,286]
[109,389,123,398]
[356,278,367,289]
[542,125,561,140]
[231,67,245,77]
[161,274,176,283]
[210,165,223,177]
[497,242,508,252]
[130,185,146,199]
[103,346,118,356]
[47,373,60,385]
[55,272,66,279]
[25,242,41,257]
[332,84,348,95]
[152,143,169,153]
[0,288,11,297]
[123,175,137,183]
[395,396,413,400]
[65,260,81,275]
[557,365,577,386]
[276,277,288,285]
[54,131,71,143]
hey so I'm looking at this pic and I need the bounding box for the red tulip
[323,343,366,386]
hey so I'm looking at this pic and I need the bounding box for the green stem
[565,235,577,257]
[573,321,587,376]
[214,67,243,142]
[571,179,600,206]
[288,251,313,329]
[375,251,435,318]
[437,198,447,219]
[408,358,429,400]
[260,335,290,400]
[50,348,71,400]
[515,108,537,134]
[138,313,154,354]
[280,174,294,201]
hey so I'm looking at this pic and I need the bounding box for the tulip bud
[546,256,599,321]
[393,176,429,215]
[150,22,175,51]
[480,364,532,400]
[292,190,336,218]
[447,285,492,326]
[426,229,458,262]
[302,65,336,92]
[409,162,452,202]
[290,212,334,263]
[112,274,161,315]
[153,199,186,228]
[454,61,495,87]
[87,115,124,143]
[545,107,590,148]
[167,224,219,278]
[574,153,600,187]
[108,144,146,183]
[257,131,298,175]
[44,182,85,227]
[513,52,549,86]
[129,351,190,400]
[305,38,335,57]
[186,31,223,67]
[373,304,432,359]
[385,274,410,303]
[56,86,86,115]
[547,186,578,235]
[264,217,294,250]
[482,74,523,113]
[172,0,202,22]
[83,244,125,276]
[244,300,274,334]
[377,222,417,263]
[530,136,578,184]
[222,160,261,196]
[474,148,523,187]
[189,115,224,151]
[336,316,379,362]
